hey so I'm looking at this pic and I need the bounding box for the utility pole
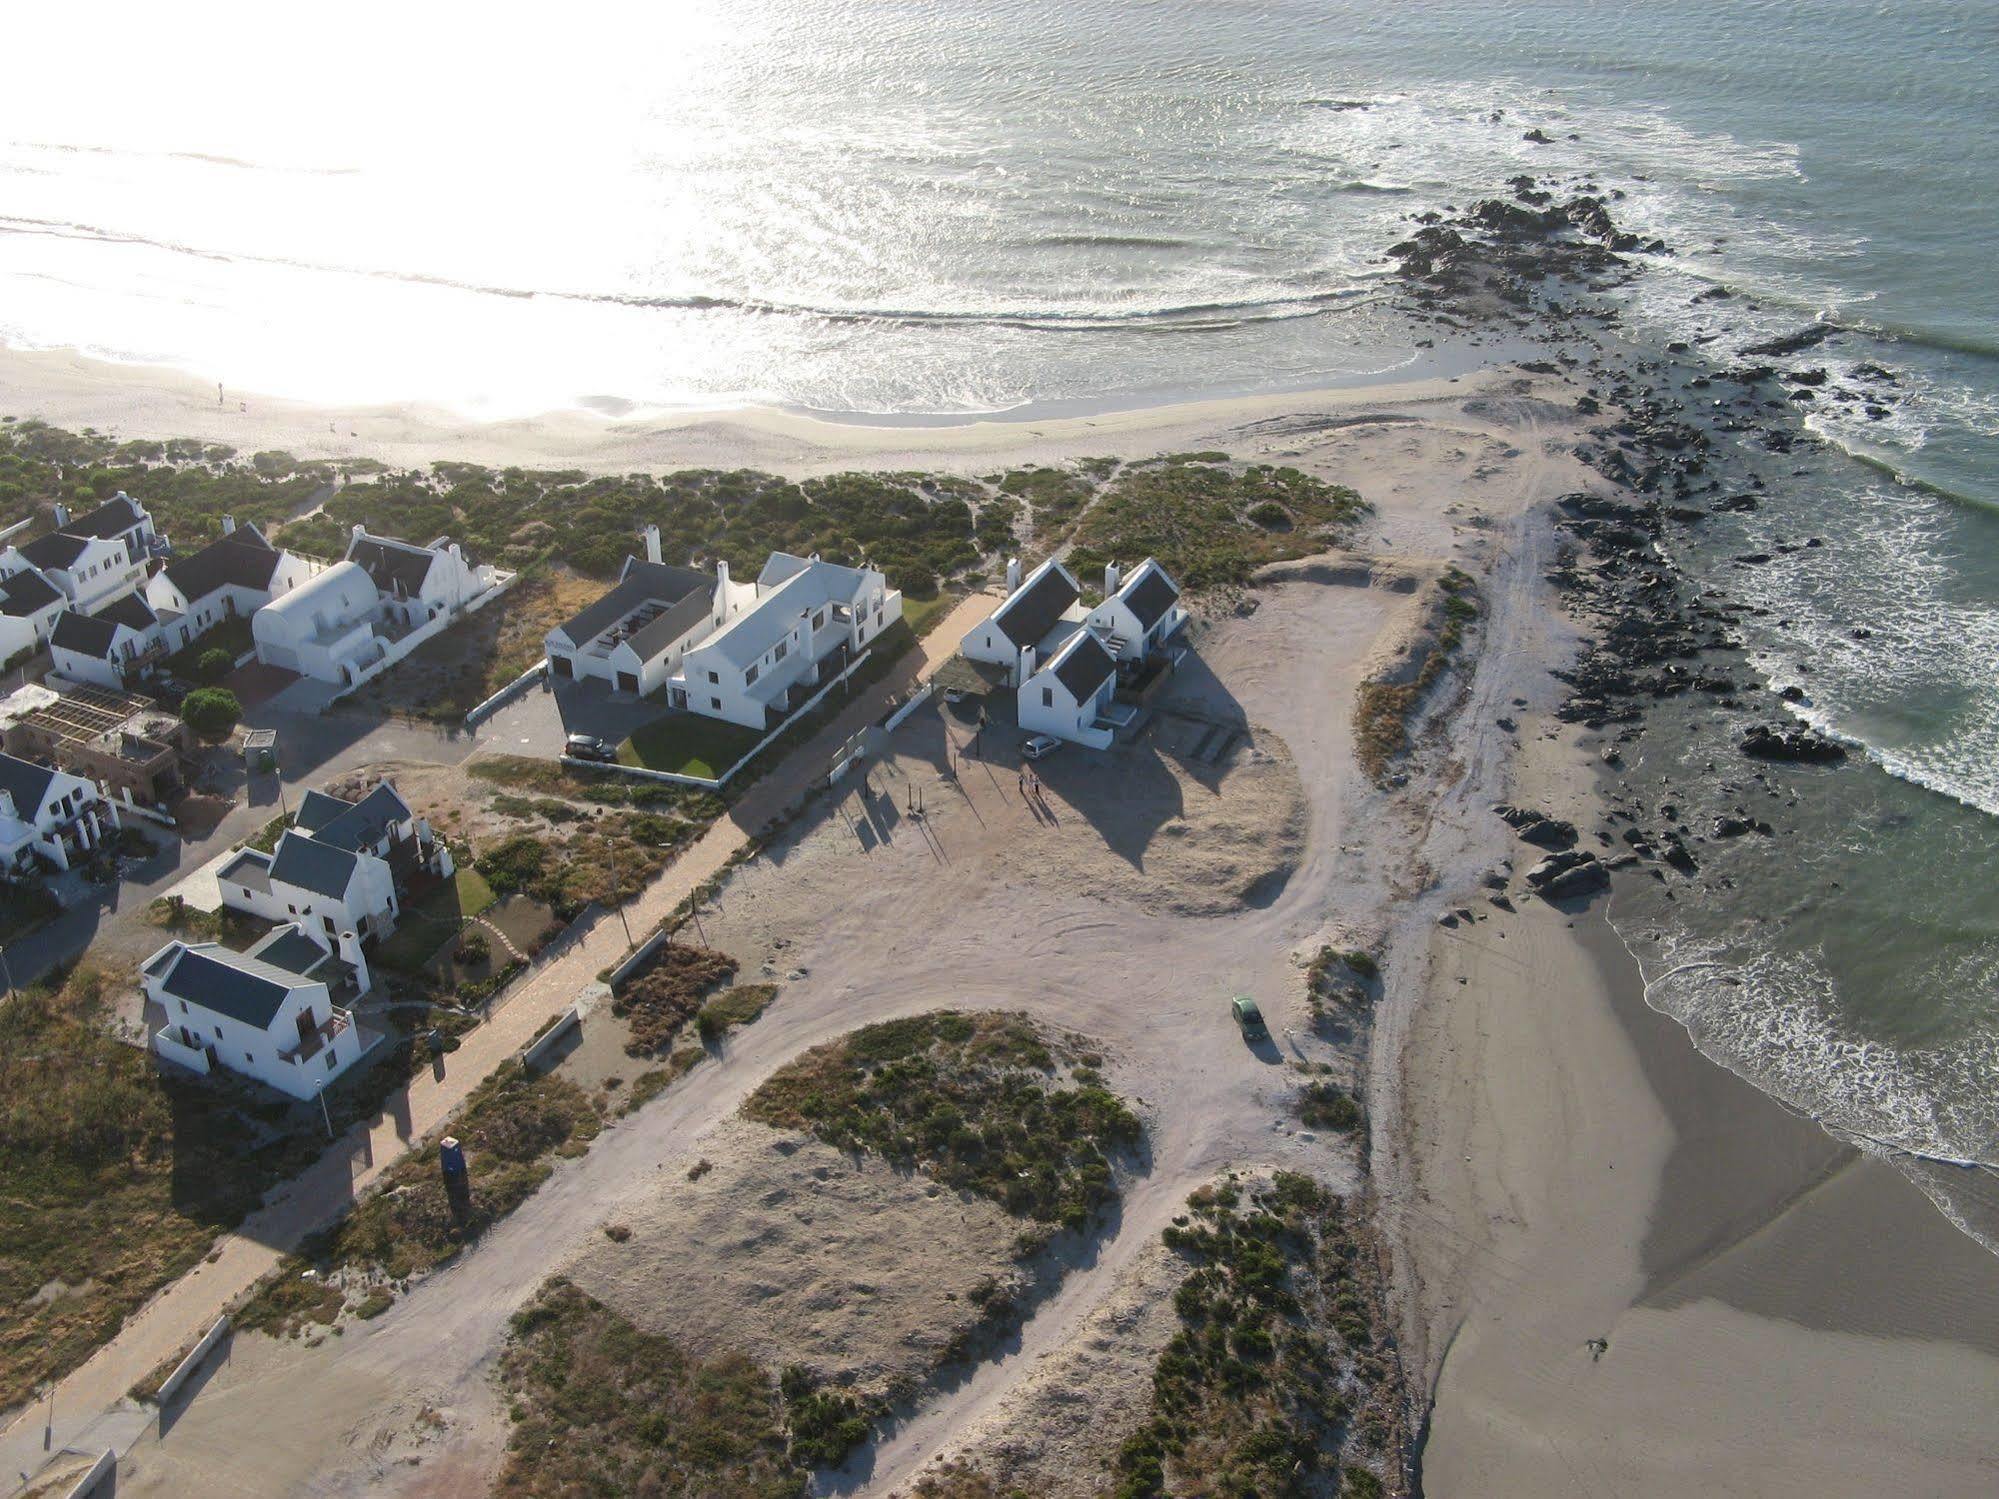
[315,1080,333,1140]
[609,837,633,945]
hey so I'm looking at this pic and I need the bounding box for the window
[745,664,759,685]
[711,696,722,711]
[246,1052,254,1064]
[214,1026,222,1039]
[707,670,719,684]
[775,641,788,662]
[177,999,186,1013]
[326,1051,337,1071]
[813,609,825,630]
[1042,687,1054,707]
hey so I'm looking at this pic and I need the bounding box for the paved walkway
[0,594,992,1495]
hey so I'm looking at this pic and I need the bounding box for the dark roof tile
[992,562,1080,650]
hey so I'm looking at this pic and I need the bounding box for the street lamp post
[315,1079,333,1141]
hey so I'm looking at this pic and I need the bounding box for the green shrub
[180,687,241,741]
[195,647,235,683]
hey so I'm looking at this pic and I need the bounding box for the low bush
[180,687,241,741]
[1296,1082,1364,1134]
[745,1011,1140,1230]
[613,944,739,1055]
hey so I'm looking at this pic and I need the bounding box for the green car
[1230,995,1266,1039]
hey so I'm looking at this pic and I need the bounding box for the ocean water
[3,4,1995,1219]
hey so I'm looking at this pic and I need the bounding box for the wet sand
[1395,812,1999,1496]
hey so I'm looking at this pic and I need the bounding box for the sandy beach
[1386,713,1999,1496]
[0,340,1493,483]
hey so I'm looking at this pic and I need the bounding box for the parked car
[1022,733,1062,760]
[564,733,618,763]
[1230,995,1267,1040]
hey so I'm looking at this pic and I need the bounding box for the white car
[1022,734,1062,760]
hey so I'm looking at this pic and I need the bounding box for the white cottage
[0,564,66,668]
[544,528,747,696]
[1085,558,1187,664]
[147,522,317,651]
[56,493,164,566]
[0,750,119,872]
[667,552,900,729]
[252,527,501,686]
[215,780,445,980]
[49,592,167,690]
[1018,628,1119,749]
[10,529,145,615]
[145,925,366,1100]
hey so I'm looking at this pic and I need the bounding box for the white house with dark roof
[960,554,1185,748]
[1086,558,1186,664]
[146,521,318,650]
[0,750,118,872]
[215,779,445,977]
[544,527,749,695]
[0,563,66,666]
[252,525,504,686]
[667,551,900,729]
[1018,627,1119,749]
[8,529,144,614]
[49,592,168,690]
[54,492,164,565]
[960,557,1088,685]
[144,924,367,1098]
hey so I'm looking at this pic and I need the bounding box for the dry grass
[611,944,739,1054]
[350,570,607,722]
[494,1280,803,1499]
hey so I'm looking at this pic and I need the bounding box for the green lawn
[620,712,764,780]
[902,589,956,639]
[375,867,497,972]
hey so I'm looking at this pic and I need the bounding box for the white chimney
[221,515,236,536]
[716,557,729,589]
[351,523,367,543]
[1005,557,1021,592]
[642,524,662,565]
[1105,561,1122,595]
[339,930,371,998]
[53,503,69,529]
[1020,645,1036,681]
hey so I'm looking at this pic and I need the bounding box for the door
[551,654,573,679]
[616,671,639,694]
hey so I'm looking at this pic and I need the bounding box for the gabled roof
[302,782,412,852]
[65,493,146,540]
[291,788,353,836]
[992,559,1081,650]
[51,610,120,657]
[19,532,90,570]
[163,527,280,602]
[696,554,877,671]
[1116,559,1181,631]
[0,568,61,619]
[97,592,158,631]
[1045,629,1118,705]
[347,533,438,597]
[553,558,712,653]
[0,752,59,818]
[152,942,309,1029]
[268,830,360,901]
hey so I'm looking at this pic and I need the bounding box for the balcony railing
[280,1006,354,1065]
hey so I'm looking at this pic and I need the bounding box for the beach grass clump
[1112,1172,1406,1499]
[494,1280,804,1499]
[1068,462,1369,591]
[469,754,719,814]
[610,944,740,1054]
[1296,1081,1365,1135]
[474,809,694,919]
[743,1011,1141,1230]
[1353,570,1482,784]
